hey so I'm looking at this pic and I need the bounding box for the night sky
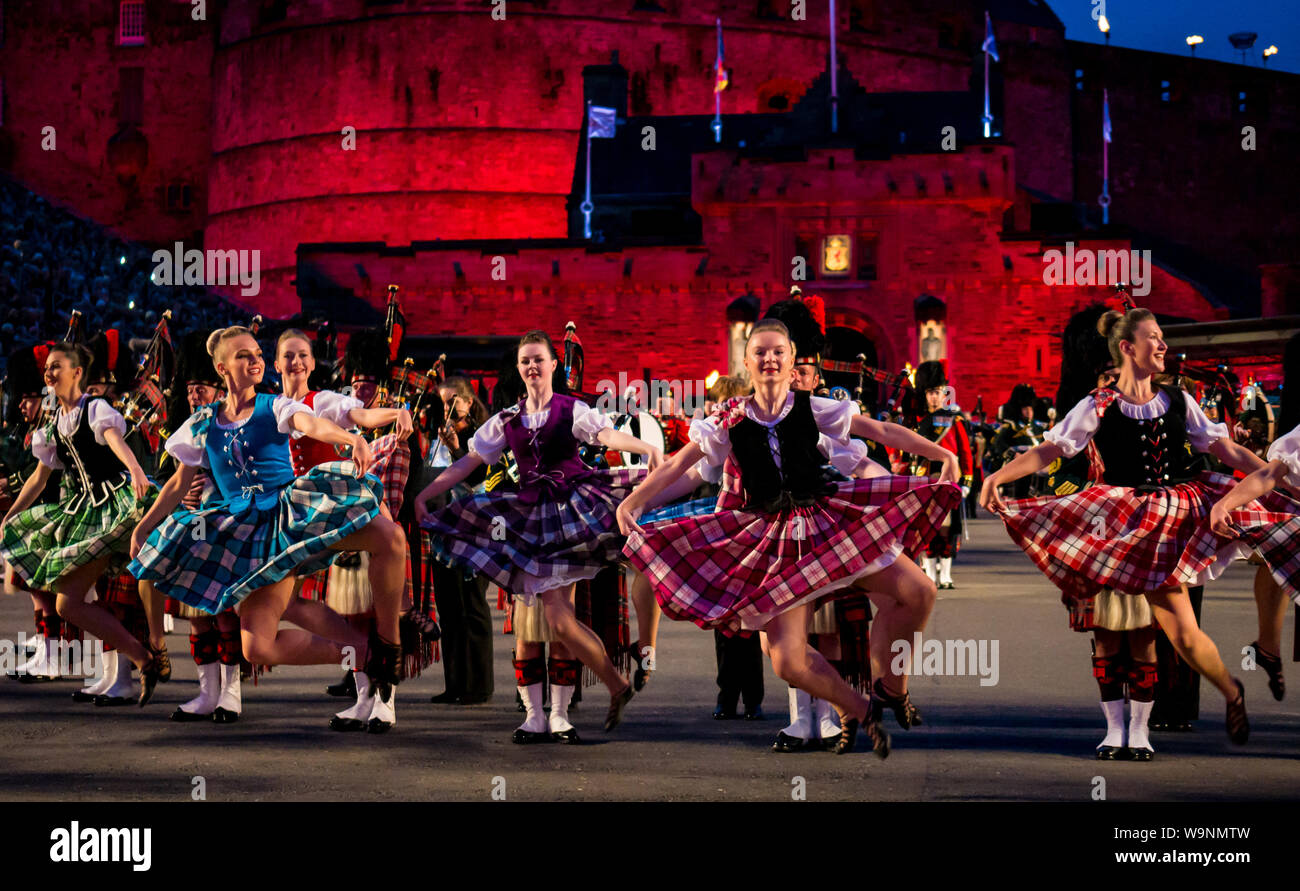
[1055,0,1299,74]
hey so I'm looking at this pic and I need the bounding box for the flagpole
[829,0,838,133]
[713,17,722,143]
[1101,89,1111,225]
[982,10,994,138]
[582,100,594,239]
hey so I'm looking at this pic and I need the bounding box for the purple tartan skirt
[1000,471,1300,601]
[420,466,646,604]
[623,476,961,634]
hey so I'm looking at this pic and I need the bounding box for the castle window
[755,0,782,20]
[165,182,194,213]
[258,1,289,25]
[1236,88,1248,114]
[119,67,144,126]
[1160,79,1171,103]
[857,233,879,281]
[117,1,145,47]
[849,0,879,32]
[1075,68,1085,91]
[937,18,968,51]
[794,235,817,280]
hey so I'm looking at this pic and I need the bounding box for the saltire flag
[588,104,617,138]
[1103,89,1112,143]
[714,20,728,92]
[982,10,999,62]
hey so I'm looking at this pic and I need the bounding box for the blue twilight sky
[1054,0,1300,74]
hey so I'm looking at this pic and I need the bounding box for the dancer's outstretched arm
[1208,461,1290,537]
[850,416,961,482]
[617,442,702,535]
[414,451,486,523]
[289,412,372,477]
[978,441,1065,513]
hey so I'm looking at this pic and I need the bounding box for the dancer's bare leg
[1145,586,1236,700]
[539,584,628,695]
[331,515,405,644]
[1253,564,1287,658]
[53,557,149,667]
[764,604,870,722]
[860,556,937,696]
[239,576,362,666]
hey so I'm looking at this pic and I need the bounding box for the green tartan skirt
[0,477,154,591]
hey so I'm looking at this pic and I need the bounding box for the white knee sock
[517,683,547,733]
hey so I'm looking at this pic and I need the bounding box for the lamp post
[1186,35,1203,56]
[1263,45,1279,66]
[1098,15,1110,45]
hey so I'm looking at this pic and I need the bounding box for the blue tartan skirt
[128,462,384,614]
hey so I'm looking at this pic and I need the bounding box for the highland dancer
[416,330,663,739]
[982,307,1300,746]
[0,342,167,704]
[128,326,410,730]
[273,328,419,732]
[618,319,963,757]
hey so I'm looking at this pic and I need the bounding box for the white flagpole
[582,100,594,238]
[830,0,839,133]
[983,48,991,138]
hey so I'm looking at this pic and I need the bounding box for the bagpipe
[116,311,174,447]
[373,285,446,450]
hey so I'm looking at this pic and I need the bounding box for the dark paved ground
[2,518,1297,801]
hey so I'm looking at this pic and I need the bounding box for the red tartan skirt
[624,475,961,634]
[1000,471,1300,601]
[1235,492,1300,603]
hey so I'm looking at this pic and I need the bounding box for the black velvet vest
[728,390,838,511]
[53,396,128,502]
[1091,386,1199,489]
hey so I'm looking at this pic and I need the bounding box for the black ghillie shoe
[1250,641,1285,701]
[871,679,922,730]
[1226,678,1249,745]
[604,685,634,732]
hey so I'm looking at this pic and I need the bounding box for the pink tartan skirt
[623,476,961,634]
[999,471,1300,601]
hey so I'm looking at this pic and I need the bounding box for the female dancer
[617,319,963,757]
[274,327,422,731]
[415,330,663,737]
[1208,407,1300,699]
[128,326,410,729]
[982,307,1297,745]
[0,341,166,704]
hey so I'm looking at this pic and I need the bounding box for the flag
[982,10,999,62]
[588,104,616,139]
[714,18,728,92]
[1103,89,1112,143]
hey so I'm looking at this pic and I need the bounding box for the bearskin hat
[1055,303,1112,413]
[763,298,825,365]
[341,329,392,385]
[87,329,137,388]
[914,360,948,393]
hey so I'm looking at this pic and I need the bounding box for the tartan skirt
[1234,492,1300,603]
[128,461,384,614]
[1,475,154,590]
[623,476,962,634]
[999,471,1300,601]
[421,466,646,605]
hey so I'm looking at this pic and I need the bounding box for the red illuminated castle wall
[1,0,1296,409]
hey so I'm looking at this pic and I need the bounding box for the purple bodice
[503,394,596,503]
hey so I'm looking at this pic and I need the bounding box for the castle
[2,0,1296,406]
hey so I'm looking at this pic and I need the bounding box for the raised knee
[770,650,807,686]
[240,633,270,665]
